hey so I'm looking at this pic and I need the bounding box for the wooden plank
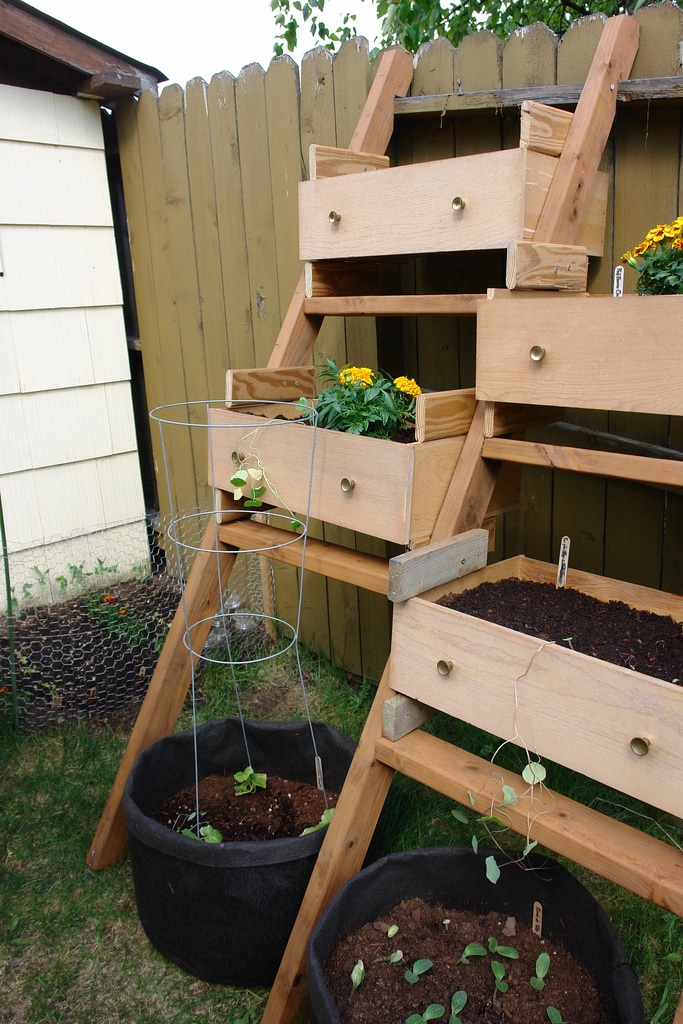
[87,521,236,869]
[431,401,501,542]
[374,730,683,916]
[348,48,414,153]
[299,149,528,260]
[225,366,315,404]
[309,144,390,179]
[208,72,257,373]
[217,518,390,593]
[393,77,683,118]
[533,15,640,244]
[519,100,573,156]
[305,260,383,297]
[502,21,557,91]
[387,528,488,602]
[260,664,397,1024]
[482,437,683,490]
[382,694,435,741]
[483,401,564,438]
[303,294,484,316]
[476,295,683,415]
[506,240,587,291]
[415,388,477,443]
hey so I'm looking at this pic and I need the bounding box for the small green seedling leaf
[488,936,519,959]
[349,959,365,999]
[373,949,403,965]
[404,959,433,984]
[664,952,682,963]
[522,761,547,785]
[458,942,487,964]
[523,840,539,857]
[449,990,467,1024]
[387,924,399,938]
[530,951,551,990]
[491,960,508,993]
[406,1004,445,1023]
[301,807,334,835]
[485,855,501,884]
[230,469,248,487]
[451,806,469,824]
[467,790,476,806]
[181,823,223,843]
[546,1008,568,1024]
[471,835,479,854]
[234,765,267,796]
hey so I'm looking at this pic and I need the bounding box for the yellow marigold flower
[647,226,666,243]
[393,375,421,397]
[339,366,374,388]
[663,222,679,238]
[673,238,683,251]
[632,242,651,257]
[671,215,683,232]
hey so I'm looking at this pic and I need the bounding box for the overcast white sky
[27,0,385,86]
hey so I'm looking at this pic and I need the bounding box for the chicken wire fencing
[0,512,278,732]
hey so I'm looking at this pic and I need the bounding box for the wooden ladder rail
[86,47,415,871]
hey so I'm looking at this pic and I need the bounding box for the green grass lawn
[1,649,681,1023]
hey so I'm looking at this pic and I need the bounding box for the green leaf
[535,952,551,979]
[199,823,222,843]
[451,806,469,824]
[450,990,467,1016]
[301,807,334,835]
[522,761,547,785]
[423,1005,445,1021]
[485,855,501,884]
[499,784,518,806]
[459,942,487,964]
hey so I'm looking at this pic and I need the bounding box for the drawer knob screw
[630,736,650,756]
[437,659,453,677]
[328,210,342,223]
[451,196,465,212]
[529,345,546,362]
[340,478,355,492]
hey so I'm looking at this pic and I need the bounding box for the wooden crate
[209,407,467,547]
[476,294,683,415]
[391,556,683,818]
[299,149,607,261]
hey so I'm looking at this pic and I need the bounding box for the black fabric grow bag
[124,717,355,986]
[307,846,644,1024]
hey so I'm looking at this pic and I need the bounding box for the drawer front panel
[476,294,683,415]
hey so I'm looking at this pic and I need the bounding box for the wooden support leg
[86,520,236,869]
[261,660,397,1024]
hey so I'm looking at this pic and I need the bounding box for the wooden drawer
[209,409,465,547]
[299,149,607,260]
[476,294,683,415]
[390,556,683,817]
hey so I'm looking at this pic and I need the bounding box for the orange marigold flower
[102,594,115,603]
[393,375,422,397]
[673,238,683,251]
[119,608,128,615]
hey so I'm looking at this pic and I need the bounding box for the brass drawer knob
[529,345,546,362]
[328,210,341,223]
[340,477,355,492]
[451,196,465,212]
[630,736,650,756]
[436,659,453,677]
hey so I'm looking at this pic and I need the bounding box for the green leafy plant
[404,958,433,984]
[301,806,334,835]
[233,765,267,796]
[621,216,683,294]
[546,1007,568,1024]
[373,949,404,964]
[181,821,223,843]
[531,951,551,990]
[449,990,468,1024]
[487,935,519,959]
[229,425,306,529]
[298,359,421,440]
[406,1003,445,1023]
[349,958,365,999]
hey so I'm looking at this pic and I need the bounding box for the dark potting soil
[151,773,339,841]
[436,578,682,685]
[323,896,610,1024]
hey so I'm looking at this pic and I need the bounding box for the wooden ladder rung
[303,294,485,317]
[375,729,683,916]
[481,437,683,489]
[217,518,389,594]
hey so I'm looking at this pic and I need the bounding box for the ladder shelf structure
[91,14,682,1023]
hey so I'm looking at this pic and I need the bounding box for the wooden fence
[114,3,683,678]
